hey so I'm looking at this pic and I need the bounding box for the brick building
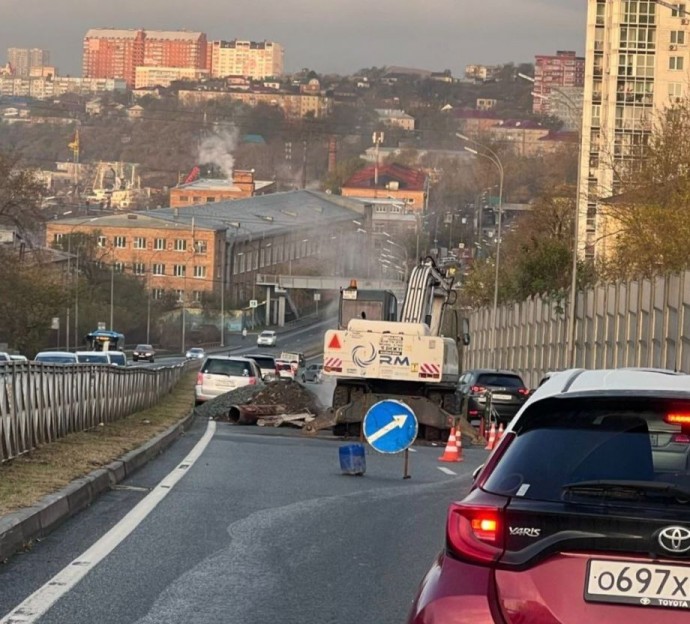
[341,163,428,211]
[169,171,275,208]
[533,50,585,114]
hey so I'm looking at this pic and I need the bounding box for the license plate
[492,393,512,401]
[586,559,690,610]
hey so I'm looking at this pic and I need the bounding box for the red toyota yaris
[407,369,690,624]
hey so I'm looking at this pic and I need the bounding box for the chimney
[233,169,255,197]
[328,136,337,174]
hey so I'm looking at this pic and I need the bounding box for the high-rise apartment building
[208,40,284,79]
[83,29,207,88]
[579,1,689,259]
[533,50,585,114]
[7,48,50,77]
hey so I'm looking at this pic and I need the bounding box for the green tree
[0,151,45,236]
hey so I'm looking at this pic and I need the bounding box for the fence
[0,361,191,462]
[466,271,690,389]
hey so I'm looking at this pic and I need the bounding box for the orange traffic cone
[496,422,505,443]
[439,427,461,462]
[455,428,465,462]
[485,422,497,450]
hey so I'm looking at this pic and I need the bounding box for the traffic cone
[455,428,465,462]
[485,422,497,450]
[439,427,461,462]
[496,422,505,443]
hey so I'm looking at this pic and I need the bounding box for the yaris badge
[658,526,690,554]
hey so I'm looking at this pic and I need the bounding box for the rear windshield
[276,362,292,371]
[249,356,275,369]
[202,359,253,376]
[36,355,76,364]
[477,373,524,388]
[484,396,690,506]
[78,354,110,364]
[109,353,126,364]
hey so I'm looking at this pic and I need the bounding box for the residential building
[533,50,585,114]
[464,64,500,82]
[579,0,689,259]
[546,85,584,130]
[375,109,415,131]
[476,98,498,111]
[208,40,284,79]
[135,66,209,89]
[454,109,506,134]
[0,76,127,99]
[169,171,275,208]
[83,29,207,88]
[7,48,50,77]
[341,163,428,211]
[486,120,552,157]
[177,87,332,119]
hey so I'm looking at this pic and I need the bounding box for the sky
[0,0,586,76]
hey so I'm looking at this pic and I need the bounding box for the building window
[390,204,402,214]
[173,265,186,277]
[671,30,686,44]
[194,240,207,254]
[672,4,687,17]
[260,248,266,268]
[152,288,164,300]
[192,196,202,203]
[174,239,187,252]
[206,197,216,202]
[193,266,206,278]
[670,56,684,70]
[114,262,124,273]
[375,205,387,213]
[133,236,146,249]
[175,289,184,302]
[114,236,126,248]
[54,233,64,243]
[193,291,203,302]
[179,195,189,202]
[153,263,165,276]
[97,236,107,247]
[253,251,259,270]
[154,238,166,250]
[133,262,146,275]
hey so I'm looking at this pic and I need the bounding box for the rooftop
[343,163,428,192]
[173,178,274,192]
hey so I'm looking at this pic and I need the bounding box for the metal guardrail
[0,361,194,463]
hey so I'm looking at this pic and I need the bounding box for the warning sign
[328,334,342,350]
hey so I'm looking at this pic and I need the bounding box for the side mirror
[462,332,471,347]
[472,464,484,481]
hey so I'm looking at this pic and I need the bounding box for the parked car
[34,351,78,364]
[457,368,530,425]
[133,344,155,362]
[257,330,277,347]
[76,351,110,365]
[244,353,278,380]
[275,359,295,381]
[9,354,28,362]
[194,356,262,404]
[185,347,206,360]
[302,363,323,383]
[106,351,127,367]
[407,368,690,624]
[0,352,11,363]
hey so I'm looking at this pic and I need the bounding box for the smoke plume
[198,125,239,180]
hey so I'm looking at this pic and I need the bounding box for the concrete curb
[0,410,198,563]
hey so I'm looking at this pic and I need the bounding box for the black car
[132,344,155,362]
[457,368,530,425]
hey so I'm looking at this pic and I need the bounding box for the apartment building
[533,50,585,114]
[580,0,690,259]
[83,29,207,87]
[0,76,126,99]
[135,66,209,89]
[7,48,50,77]
[208,40,284,79]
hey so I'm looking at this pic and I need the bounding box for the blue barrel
[339,443,366,476]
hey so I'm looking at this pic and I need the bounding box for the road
[0,318,487,624]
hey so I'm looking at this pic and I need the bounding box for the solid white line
[0,420,217,624]
[437,466,457,476]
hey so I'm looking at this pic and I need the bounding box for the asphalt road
[0,318,487,624]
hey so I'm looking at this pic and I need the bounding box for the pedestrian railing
[0,361,191,462]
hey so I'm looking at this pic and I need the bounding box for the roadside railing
[0,361,193,463]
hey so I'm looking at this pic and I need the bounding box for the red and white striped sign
[324,357,342,372]
[419,363,441,378]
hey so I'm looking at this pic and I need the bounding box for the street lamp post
[457,133,504,370]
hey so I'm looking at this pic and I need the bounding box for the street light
[457,134,504,370]
[518,72,583,368]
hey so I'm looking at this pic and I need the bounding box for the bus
[84,329,125,352]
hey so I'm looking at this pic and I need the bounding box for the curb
[0,410,198,563]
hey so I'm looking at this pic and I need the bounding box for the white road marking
[0,420,217,624]
[437,467,457,476]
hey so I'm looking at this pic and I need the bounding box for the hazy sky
[0,0,586,76]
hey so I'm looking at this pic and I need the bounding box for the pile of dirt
[195,380,321,422]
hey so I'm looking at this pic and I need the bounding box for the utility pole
[301,139,308,189]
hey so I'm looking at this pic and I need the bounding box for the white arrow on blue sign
[363,400,418,454]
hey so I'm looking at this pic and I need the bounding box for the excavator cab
[338,280,398,329]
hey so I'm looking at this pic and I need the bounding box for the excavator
[305,257,475,441]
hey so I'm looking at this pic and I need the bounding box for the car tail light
[248,377,257,385]
[196,372,204,385]
[471,385,486,393]
[673,433,690,444]
[666,413,690,425]
[447,503,504,564]
[517,387,530,396]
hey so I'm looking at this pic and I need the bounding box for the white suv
[195,356,262,404]
[257,330,277,347]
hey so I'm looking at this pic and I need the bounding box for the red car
[407,368,690,624]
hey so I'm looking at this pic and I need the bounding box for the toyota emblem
[658,526,690,554]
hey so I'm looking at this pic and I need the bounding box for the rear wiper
[562,480,690,502]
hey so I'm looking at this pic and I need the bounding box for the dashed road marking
[437,467,457,476]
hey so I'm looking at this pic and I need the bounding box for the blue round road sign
[363,400,418,454]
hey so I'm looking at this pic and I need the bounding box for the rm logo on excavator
[380,355,411,367]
